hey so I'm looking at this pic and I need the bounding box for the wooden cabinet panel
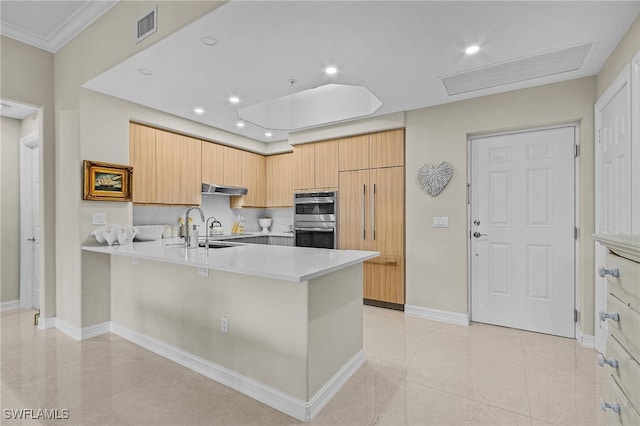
[369,166,404,255]
[338,134,369,171]
[223,146,243,187]
[241,151,266,207]
[155,130,181,204]
[266,153,293,207]
[201,141,225,185]
[314,140,339,188]
[338,170,369,251]
[292,143,315,190]
[180,136,202,205]
[129,123,156,203]
[364,256,404,304]
[369,129,405,168]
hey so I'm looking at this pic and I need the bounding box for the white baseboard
[110,321,363,422]
[405,305,470,326]
[0,300,20,312]
[577,329,595,349]
[37,316,56,330]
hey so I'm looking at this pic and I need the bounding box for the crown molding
[1,0,117,53]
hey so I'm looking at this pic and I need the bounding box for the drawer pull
[600,400,621,413]
[598,267,620,278]
[600,311,620,322]
[597,354,619,368]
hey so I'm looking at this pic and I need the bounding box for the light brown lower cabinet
[364,255,404,305]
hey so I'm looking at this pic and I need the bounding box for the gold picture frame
[83,160,133,201]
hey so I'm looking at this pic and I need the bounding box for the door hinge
[574,144,579,158]
[574,227,578,240]
[574,309,578,323]
[467,183,471,205]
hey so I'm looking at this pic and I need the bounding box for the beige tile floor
[1,307,607,426]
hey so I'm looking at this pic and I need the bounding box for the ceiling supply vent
[441,42,593,96]
[136,5,157,43]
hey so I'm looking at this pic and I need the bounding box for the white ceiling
[0,99,39,120]
[0,0,117,53]
[3,1,640,143]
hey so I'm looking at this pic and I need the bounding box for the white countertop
[82,239,378,283]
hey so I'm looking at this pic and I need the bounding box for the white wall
[405,77,596,334]
[1,117,21,303]
[0,36,55,317]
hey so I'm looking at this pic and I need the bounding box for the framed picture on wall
[83,160,133,201]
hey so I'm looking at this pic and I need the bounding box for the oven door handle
[294,227,335,232]
[294,198,335,204]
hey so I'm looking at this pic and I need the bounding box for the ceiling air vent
[136,5,157,43]
[441,42,593,96]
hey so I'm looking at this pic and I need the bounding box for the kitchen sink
[198,242,245,249]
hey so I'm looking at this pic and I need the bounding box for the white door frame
[594,64,632,353]
[467,122,580,337]
[19,131,39,310]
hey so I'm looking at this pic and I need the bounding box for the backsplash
[133,197,293,234]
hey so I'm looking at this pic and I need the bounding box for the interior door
[595,66,632,352]
[471,127,575,338]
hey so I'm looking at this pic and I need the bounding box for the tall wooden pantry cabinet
[338,129,405,309]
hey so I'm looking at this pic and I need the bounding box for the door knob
[600,400,621,413]
[473,220,481,226]
[473,232,487,238]
[598,267,619,278]
[600,311,620,322]
[598,354,619,368]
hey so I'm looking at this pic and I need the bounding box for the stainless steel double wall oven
[293,191,337,249]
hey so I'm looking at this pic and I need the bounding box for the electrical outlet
[131,257,139,265]
[433,216,449,228]
[221,316,229,334]
[198,267,209,277]
[92,212,107,225]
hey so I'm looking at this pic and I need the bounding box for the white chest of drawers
[594,234,640,426]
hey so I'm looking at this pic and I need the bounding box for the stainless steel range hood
[202,183,248,196]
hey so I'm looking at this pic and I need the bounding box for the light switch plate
[92,212,107,225]
[433,216,449,228]
[198,267,209,277]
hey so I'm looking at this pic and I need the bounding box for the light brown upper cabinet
[338,129,405,171]
[222,146,243,188]
[129,123,156,203]
[231,151,266,208]
[292,143,315,190]
[266,153,293,207]
[292,140,338,191]
[178,135,202,205]
[129,122,201,205]
[201,141,226,185]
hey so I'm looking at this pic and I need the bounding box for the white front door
[594,65,632,352]
[471,126,576,338]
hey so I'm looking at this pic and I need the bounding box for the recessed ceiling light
[138,68,153,76]
[200,36,217,46]
[236,121,245,128]
[193,107,205,114]
[325,66,338,75]
[264,131,272,137]
[465,45,480,55]
[229,96,240,104]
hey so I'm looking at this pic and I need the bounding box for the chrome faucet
[184,206,205,248]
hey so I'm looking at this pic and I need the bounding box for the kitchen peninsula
[82,241,378,422]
